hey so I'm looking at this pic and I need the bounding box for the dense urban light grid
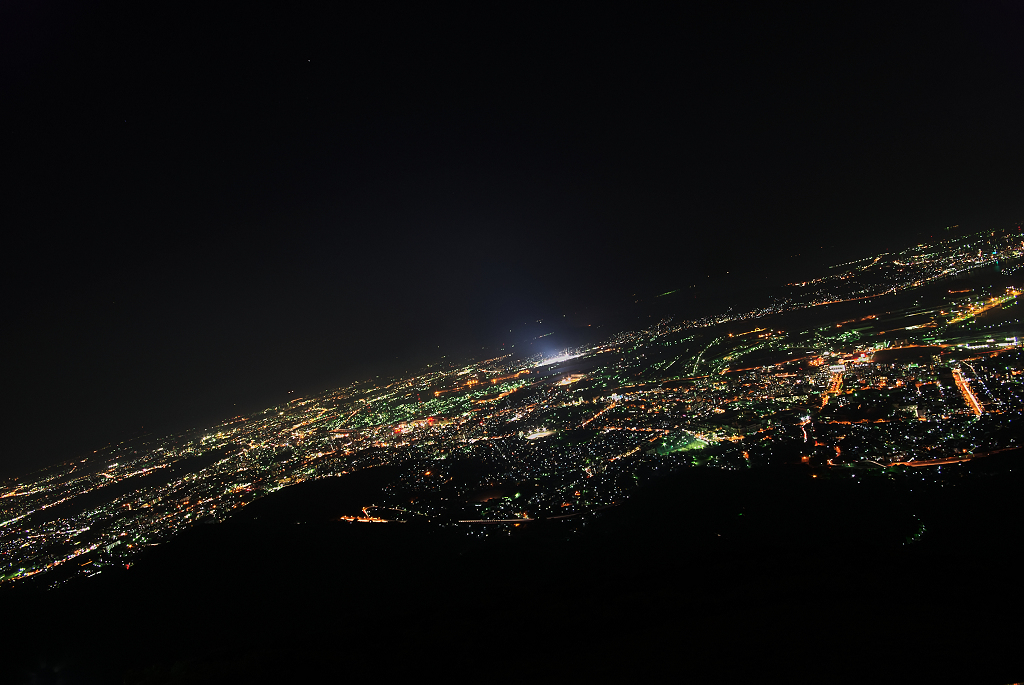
[3,225,1020,588]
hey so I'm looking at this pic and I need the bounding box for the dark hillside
[3,462,1022,683]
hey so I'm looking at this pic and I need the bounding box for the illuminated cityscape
[3,225,1020,590]
[6,2,1024,680]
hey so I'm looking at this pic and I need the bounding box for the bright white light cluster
[534,352,583,367]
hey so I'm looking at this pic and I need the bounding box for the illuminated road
[580,401,616,427]
[819,371,844,408]
[828,372,843,394]
[961,360,1002,410]
[889,446,1020,468]
[890,455,975,468]
[951,367,983,417]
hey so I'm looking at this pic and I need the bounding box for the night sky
[3,1,1022,478]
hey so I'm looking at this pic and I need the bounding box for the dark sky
[2,1,1022,477]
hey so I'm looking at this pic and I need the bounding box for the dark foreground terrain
[2,457,1022,685]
